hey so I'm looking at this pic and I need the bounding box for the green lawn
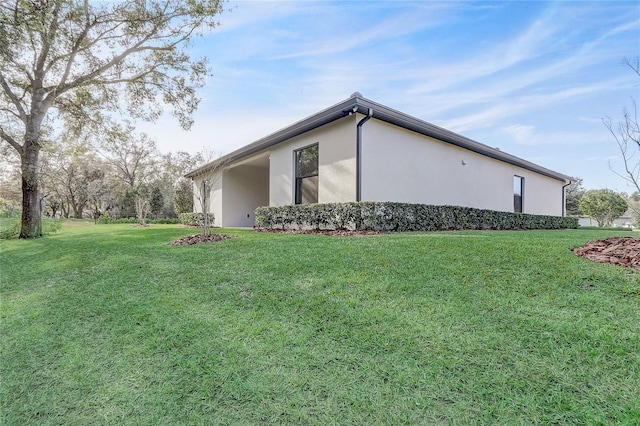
[1,224,639,425]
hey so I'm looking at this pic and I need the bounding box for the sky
[139,0,640,193]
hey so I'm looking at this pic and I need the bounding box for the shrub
[0,220,19,239]
[178,212,215,227]
[255,202,578,232]
[97,211,113,224]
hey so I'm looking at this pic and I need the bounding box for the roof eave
[186,94,571,183]
[185,97,359,179]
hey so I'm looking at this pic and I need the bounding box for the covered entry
[220,152,269,227]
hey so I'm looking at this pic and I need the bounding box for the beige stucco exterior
[190,94,569,227]
[361,119,564,216]
[269,116,356,206]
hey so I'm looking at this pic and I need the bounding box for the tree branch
[0,72,27,121]
[0,126,22,152]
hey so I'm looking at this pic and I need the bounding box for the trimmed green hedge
[255,202,578,231]
[178,212,215,227]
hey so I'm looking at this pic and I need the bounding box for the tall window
[295,144,319,204]
[514,175,524,213]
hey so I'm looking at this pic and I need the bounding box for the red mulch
[255,228,385,236]
[573,237,640,270]
[170,233,235,246]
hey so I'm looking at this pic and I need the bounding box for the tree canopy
[565,177,585,216]
[0,0,224,237]
[579,189,628,227]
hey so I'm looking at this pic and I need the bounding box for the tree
[149,186,164,218]
[40,142,109,218]
[565,177,585,216]
[0,0,223,238]
[155,150,205,217]
[604,56,640,220]
[173,178,194,214]
[579,189,628,227]
[192,151,226,236]
[194,171,216,236]
[101,130,159,225]
[627,191,640,226]
[131,184,151,226]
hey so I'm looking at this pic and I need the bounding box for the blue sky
[142,0,640,192]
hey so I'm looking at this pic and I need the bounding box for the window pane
[295,144,319,204]
[296,176,318,204]
[514,176,523,213]
[296,145,319,178]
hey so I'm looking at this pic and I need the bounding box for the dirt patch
[170,233,236,246]
[255,228,385,236]
[573,237,640,270]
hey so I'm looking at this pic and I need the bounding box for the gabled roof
[186,92,571,182]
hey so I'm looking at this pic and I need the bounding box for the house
[186,92,572,227]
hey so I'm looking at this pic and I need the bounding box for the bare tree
[194,169,219,236]
[192,151,225,235]
[0,0,223,238]
[604,56,640,220]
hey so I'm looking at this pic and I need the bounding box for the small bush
[255,202,578,232]
[97,211,113,224]
[0,220,19,239]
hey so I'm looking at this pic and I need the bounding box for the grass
[0,216,63,239]
[1,224,639,425]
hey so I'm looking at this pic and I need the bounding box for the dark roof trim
[186,93,570,182]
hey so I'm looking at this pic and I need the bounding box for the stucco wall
[269,116,356,206]
[361,119,565,216]
[221,164,269,227]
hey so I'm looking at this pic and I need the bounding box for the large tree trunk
[71,199,85,219]
[20,141,42,238]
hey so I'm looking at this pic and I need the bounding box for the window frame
[514,175,524,213]
[294,143,319,205]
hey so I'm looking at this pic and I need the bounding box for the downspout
[561,179,572,217]
[356,108,373,202]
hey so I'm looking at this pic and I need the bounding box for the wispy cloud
[146,0,639,191]
[501,124,592,146]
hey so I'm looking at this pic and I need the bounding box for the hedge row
[255,202,578,231]
[178,212,216,227]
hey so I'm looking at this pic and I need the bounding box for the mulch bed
[573,237,640,270]
[170,233,236,246]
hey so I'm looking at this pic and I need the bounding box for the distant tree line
[0,128,211,224]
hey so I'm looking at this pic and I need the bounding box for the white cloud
[500,124,592,146]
